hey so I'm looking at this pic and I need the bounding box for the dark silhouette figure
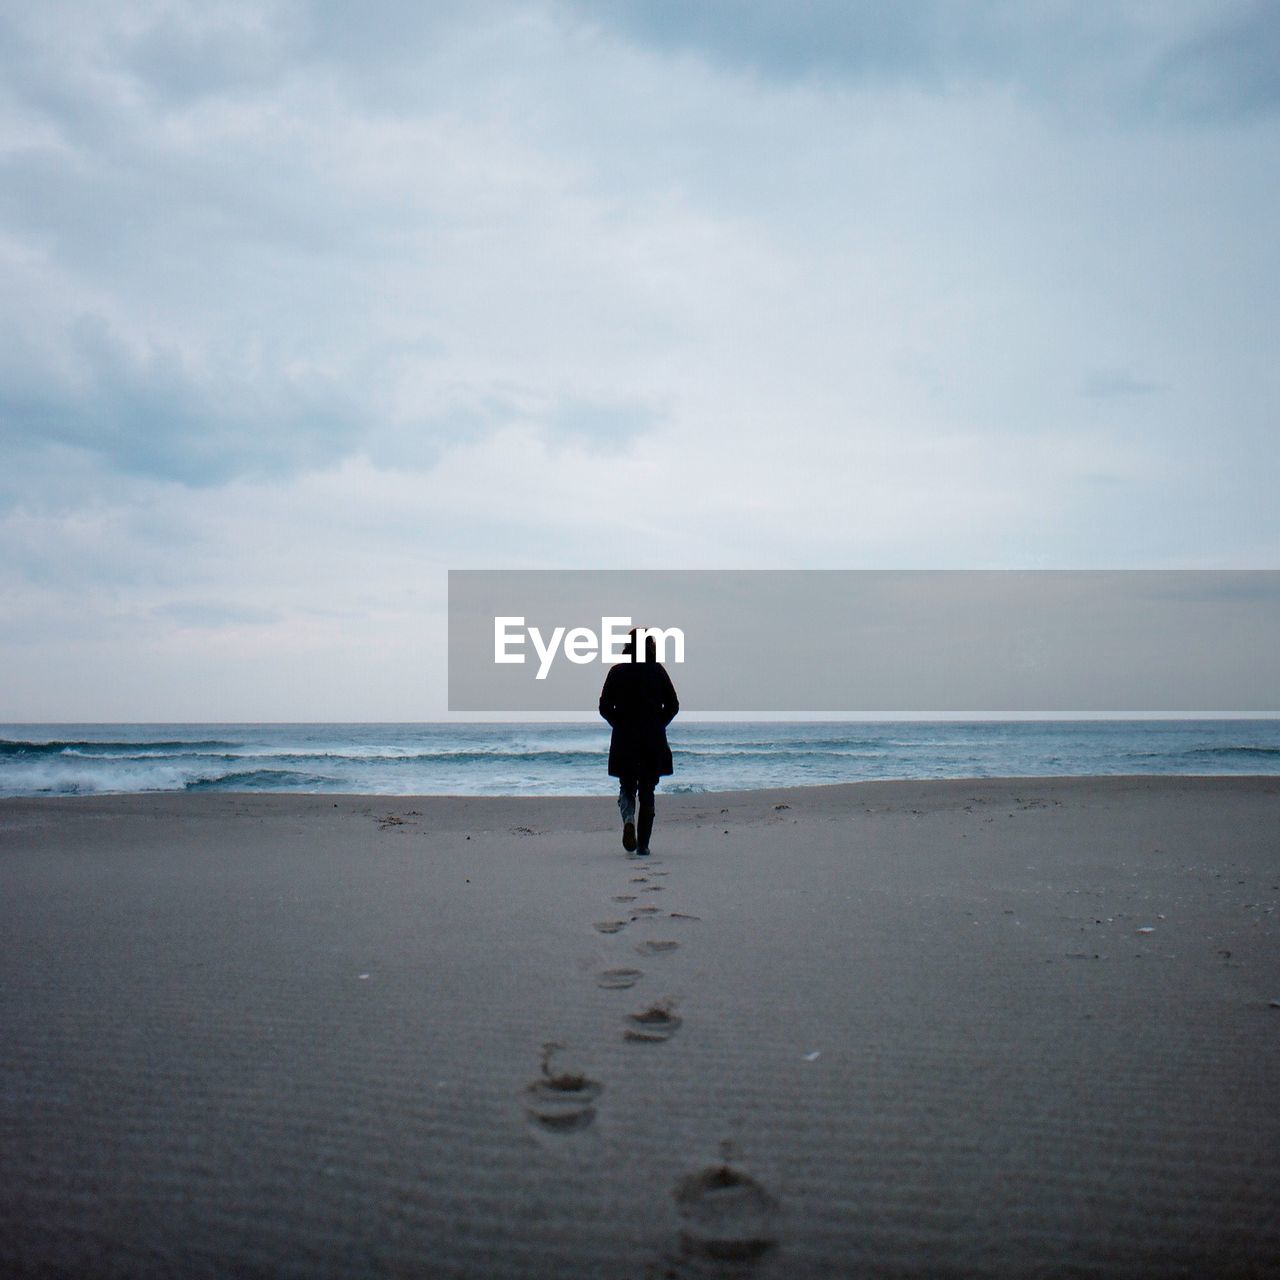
[598,629,679,856]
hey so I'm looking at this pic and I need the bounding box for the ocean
[2,720,1279,797]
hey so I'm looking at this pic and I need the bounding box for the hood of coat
[622,628,658,662]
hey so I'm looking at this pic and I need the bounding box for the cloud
[121,6,290,107]
[565,0,951,84]
[0,312,360,484]
[1,0,1278,715]
[567,0,1280,126]
[1148,1,1280,121]
[1082,369,1163,400]
[0,0,718,491]
[156,601,281,628]
[563,1,1190,108]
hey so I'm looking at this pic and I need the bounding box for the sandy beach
[1,776,1277,1278]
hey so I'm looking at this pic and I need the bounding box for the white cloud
[1,0,1277,716]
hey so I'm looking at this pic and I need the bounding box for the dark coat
[599,659,679,779]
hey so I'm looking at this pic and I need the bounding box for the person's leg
[636,775,656,854]
[618,776,638,852]
[617,778,636,822]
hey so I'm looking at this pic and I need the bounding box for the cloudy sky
[2,0,1277,720]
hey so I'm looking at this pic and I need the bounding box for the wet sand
[1,776,1278,1278]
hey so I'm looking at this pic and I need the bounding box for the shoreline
[6,721,1280,801]
[7,762,1280,793]
[2,775,1278,1276]
[3,769,1280,804]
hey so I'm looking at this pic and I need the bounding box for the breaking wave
[2,721,1279,797]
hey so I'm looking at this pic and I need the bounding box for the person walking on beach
[598,628,679,857]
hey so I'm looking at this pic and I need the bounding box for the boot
[619,787,637,852]
[617,787,636,823]
[636,804,654,856]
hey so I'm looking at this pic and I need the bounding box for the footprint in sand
[669,912,702,921]
[635,939,680,956]
[523,1044,603,1134]
[642,885,666,893]
[613,894,638,903]
[630,905,662,916]
[630,876,649,884]
[597,967,643,990]
[594,920,629,934]
[624,1001,682,1043]
[673,1164,780,1261]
